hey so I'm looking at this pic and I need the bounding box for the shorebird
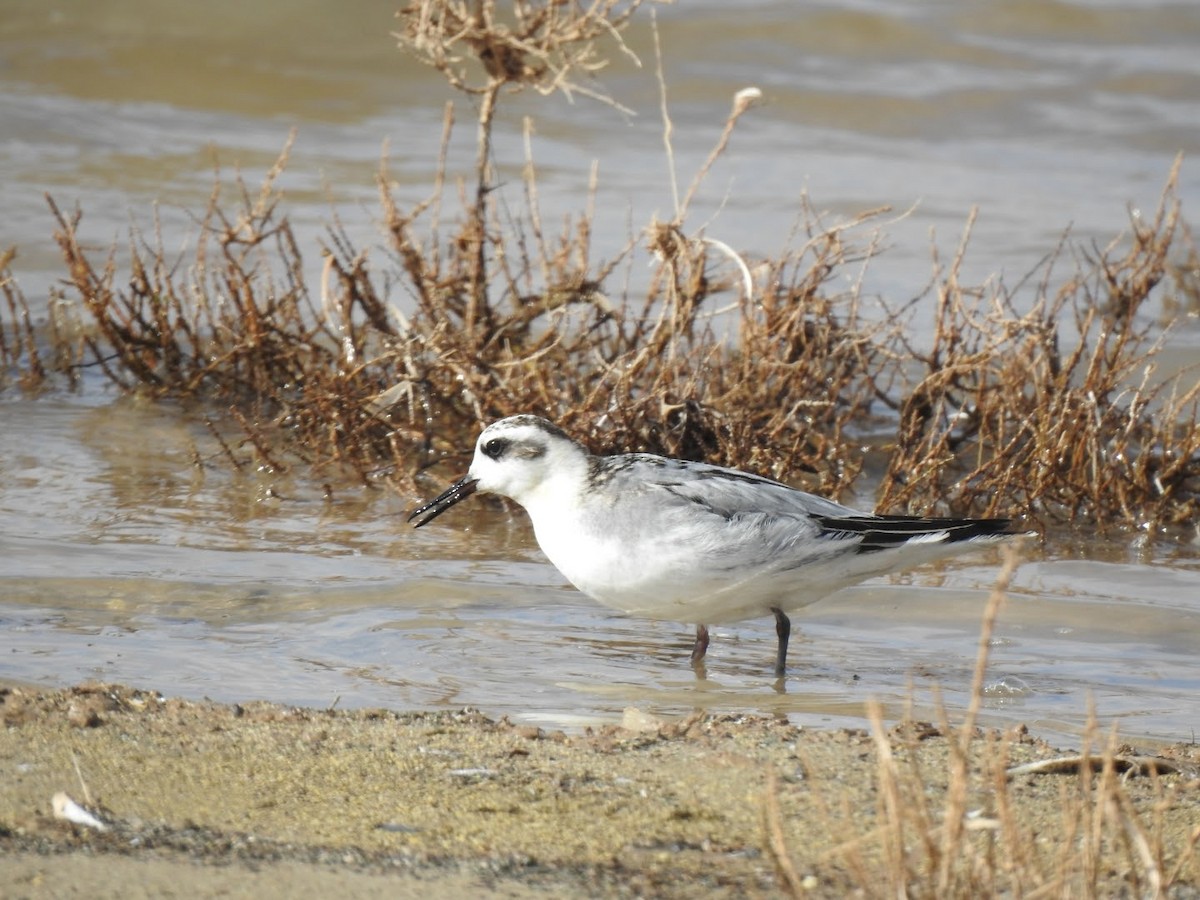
[410,415,1025,676]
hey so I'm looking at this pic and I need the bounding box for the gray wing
[615,456,1014,552]
[631,457,867,520]
[579,455,1017,622]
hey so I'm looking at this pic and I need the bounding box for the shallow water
[2,1,1200,743]
[2,399,1199,745]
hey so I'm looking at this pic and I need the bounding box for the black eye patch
[481,437,510,460]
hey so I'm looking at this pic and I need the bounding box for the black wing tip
[813,513,1028,553]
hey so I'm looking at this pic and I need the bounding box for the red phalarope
[410,415,1028,677]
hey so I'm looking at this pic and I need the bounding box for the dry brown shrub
[876,158,1200,530]
[393,0,649,333]
[0,246,44,391]
[2,1,1198,533]
[380,133,892,496]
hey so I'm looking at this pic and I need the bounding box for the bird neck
[517,446,590,523]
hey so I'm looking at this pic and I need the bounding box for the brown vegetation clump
[876,169,1200,528]
[1,0,1198,534]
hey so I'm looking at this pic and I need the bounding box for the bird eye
[481,438,509,460]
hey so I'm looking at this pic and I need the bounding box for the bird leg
[770,607,791,677]
[690,624,710,666]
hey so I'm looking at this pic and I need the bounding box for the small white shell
[52,792,109,832]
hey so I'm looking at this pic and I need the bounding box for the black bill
[408,476,479,528]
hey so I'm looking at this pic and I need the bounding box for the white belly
[529,508,828,626]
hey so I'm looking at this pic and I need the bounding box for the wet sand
[2,683,1198,898]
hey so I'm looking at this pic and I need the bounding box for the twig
[762,767,805,898]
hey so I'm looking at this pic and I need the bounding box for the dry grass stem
[762,767,806,898]
[786,555,1200,897]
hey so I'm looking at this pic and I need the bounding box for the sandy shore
[2,682,1198,898]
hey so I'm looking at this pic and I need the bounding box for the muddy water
[2,398,1198,745]
[2,1,1199,743]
